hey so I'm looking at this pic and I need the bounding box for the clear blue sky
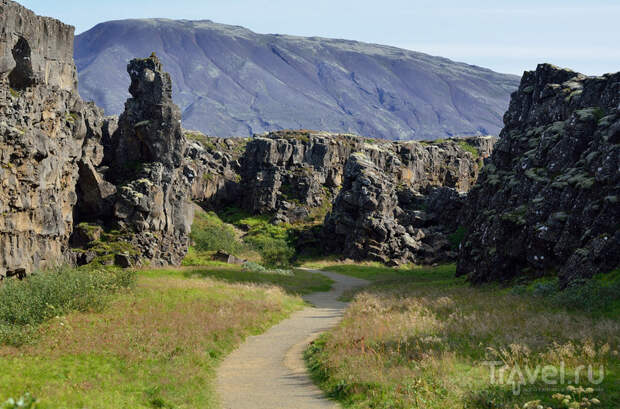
[19,0,620,76]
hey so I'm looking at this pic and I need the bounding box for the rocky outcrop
[101,55,194,266]
[322,152,472,265]
[317,135,493,265]
[184,133,246,209]
[241,130,494,226]
[0,0,77,92]
[0,0,108,277]
[457,64,620,285]
[1,0,199,275]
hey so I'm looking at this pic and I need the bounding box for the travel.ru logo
[482,361,605,395]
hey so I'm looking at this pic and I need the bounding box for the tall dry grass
[308,281,620,409]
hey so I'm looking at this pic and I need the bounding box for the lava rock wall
[457,64,619,285]
[0,0,106,277]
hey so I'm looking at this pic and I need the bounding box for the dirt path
[216,269,369,409]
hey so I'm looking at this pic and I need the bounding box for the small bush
[191,211,245,255]
[218,207,296,267]
[0,267,135,346]
[242,262,294,276]
[246,235,295,267]
[242,261,267,273]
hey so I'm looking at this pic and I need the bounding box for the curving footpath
[216,269,369,409]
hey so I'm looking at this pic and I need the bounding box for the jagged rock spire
[112,54,186,172]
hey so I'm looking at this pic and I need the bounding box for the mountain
[75,19,519,140]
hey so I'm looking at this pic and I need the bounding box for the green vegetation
[146,266,333,296]
[457,140,480,159]
[511,269,620,318]
[0,269,305,408]
[74,224,139,266]
[191,211,247,255]
[306,264,620,409]
[0,266,135,346]
[218,207,296,267]
[500,204,528,225]
[185,131,217,150]
[184,132,249,155]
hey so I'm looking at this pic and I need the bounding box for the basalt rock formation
[321,138,493,265]
[0,0,108,277]
[0,1,196,276]
[240,130,494,227]
[91,55,194,266]
[457,64,620,285]
[184,134,246,209]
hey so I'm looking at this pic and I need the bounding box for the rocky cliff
[239,130,494,227]
[321,137,494,265]
[0,0,77,92]
[457,64,619,285]
[0,1,196,276]
[0,0,106,277]
[75,19,519,140]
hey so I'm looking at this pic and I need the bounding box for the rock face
[0,0,106,277]
[322,162,467,266]
[1,1,197,275]
[102,55,194,266]
[184,134,246,209]
[241,130,493,227]
[75,19,519,140]
[319,135,494,265]
[458,64,620,285]
[0,0,77,92]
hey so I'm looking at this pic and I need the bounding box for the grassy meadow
[304,263,620,409]
[0,262,336,407]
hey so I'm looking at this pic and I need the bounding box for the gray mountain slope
[75,19,520,139]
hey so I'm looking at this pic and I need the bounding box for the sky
[19,0,620,76]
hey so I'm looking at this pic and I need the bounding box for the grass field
[305,263,620,409]
[154,266,333,295]
[0,267,315,408]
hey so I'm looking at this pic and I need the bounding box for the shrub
[191,211,245,255]
[242,262,294,276]
[0,266,135,346]
[245,234,295,267]
[218,207,296,267]
[242,261,267,273]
